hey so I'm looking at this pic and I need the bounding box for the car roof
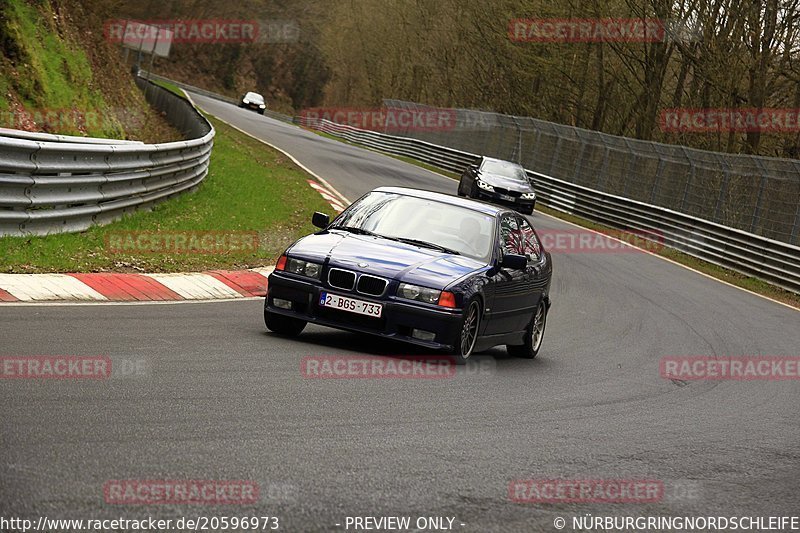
[481,156,524,168]
[372,186,509,216]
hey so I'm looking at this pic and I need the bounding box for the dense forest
[7,0,800,158]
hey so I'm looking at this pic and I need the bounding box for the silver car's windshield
[481,159,528,182]
[245,92,264,103]
[332,192,495,262]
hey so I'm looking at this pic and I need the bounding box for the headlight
[521,192,536,200]
[285,257,322,279]
[259,104,266,108]
[397,283,441,304]
[243,99,250,104]
[476,180,495,192]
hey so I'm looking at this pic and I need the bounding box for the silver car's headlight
[476,180,495,192]
[286,257,322,279]
[521,192,536,200]
[397,283,441,304]
[259,104,266,108]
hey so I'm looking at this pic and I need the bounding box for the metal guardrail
[0,127,143,145]
[110,73,799,294]
[0,77,214,236]
[297,116,800,294]
[384,99,800,248]
[141,71,294,124]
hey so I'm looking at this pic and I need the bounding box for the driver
[459,216,487,253]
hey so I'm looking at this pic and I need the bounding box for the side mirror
[500,253,527,270]
[312,212,330,229]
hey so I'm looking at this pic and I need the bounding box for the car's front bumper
[265,271,463,350]
[476,189,535,211]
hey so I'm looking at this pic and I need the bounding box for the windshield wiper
[328,225,379,237]
[329,227,460,255]
[391,237,460,255]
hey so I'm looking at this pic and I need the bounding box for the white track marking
[426,167,800,311]
[248,267,275,279]
[0,274,107,301]
[192,100,351,205]
[144,273,243,300]
[193,90,798,312]
[0,297,263,307]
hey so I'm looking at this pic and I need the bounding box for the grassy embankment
[0,1,331,272]
[0,0,176,141]
[0,113,332,272]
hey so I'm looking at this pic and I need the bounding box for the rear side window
[500,215,523,255]
[518,217,541,260]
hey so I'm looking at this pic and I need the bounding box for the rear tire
[264,309,306,336]
[507,299,547,359]
[449,299,481,365]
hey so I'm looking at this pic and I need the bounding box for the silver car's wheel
[451,300,480,365]
[530,302,545,353]
[507,300,547,359]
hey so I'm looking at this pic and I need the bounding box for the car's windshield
[481,159,528,182]
[245,92,264,103]
[332,192,495,262]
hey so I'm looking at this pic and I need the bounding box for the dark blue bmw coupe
[264,187,552,364]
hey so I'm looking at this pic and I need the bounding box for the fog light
[412,329,436,342]
[273,298,292,310]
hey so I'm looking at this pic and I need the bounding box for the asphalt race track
[1,93,798,532]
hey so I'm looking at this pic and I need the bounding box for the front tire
[264,309,306,336]
[450,299,481,365]
[507,299,547,359]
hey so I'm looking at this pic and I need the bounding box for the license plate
[499,194,515,202]
[319,291,383,318]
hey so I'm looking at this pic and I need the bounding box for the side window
[499,215,523,255]
[518,217,541,260]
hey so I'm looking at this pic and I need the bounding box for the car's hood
[288,231,487,289]
[478,171,534,193]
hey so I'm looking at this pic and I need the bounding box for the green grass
[0,114,333,273]
[0,76,9,111]
[151,79,184,97]
[0,0,122,137]
[310,127,800,309]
